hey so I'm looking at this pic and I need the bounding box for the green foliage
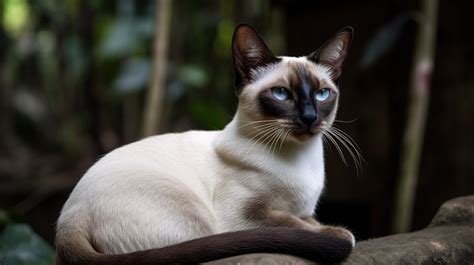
[114,58,151,94]
[0,224,54,265]
[3,0,30,36]
[189,100,229,130]
[177,65,209,89]
[0,209,11,225]
[98,17,153,59]
[0,0,277,172]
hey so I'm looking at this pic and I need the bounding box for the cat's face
[232,25,352,142]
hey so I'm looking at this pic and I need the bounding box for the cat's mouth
[290,126,322,141]
[292,131,315,141]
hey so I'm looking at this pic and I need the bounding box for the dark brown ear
[232,24,280,92]
[308,27,353,81]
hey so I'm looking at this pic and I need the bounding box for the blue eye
[315,88,330,101]
[271,87,291,101]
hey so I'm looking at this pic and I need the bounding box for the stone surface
[429,196,474,227]
[343,224,474,264]
[207,196,474,265]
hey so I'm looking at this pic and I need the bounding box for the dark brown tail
[56,227,352,265]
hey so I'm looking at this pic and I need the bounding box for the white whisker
[247,122,280,134]
[251,126,281,154]
[331,126,364,156]
[266,128,283,163]
[326,126,365,175]
[243,125,280,157]
[279,130,291,151]
[238,119,279,129]
[327,129,361,174]
[321,130,348,165]
[333,117,359,124]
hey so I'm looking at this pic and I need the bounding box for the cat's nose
[299,111,318,128]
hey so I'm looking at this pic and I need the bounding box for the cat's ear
[308,27,353,81]
[232,24,279,92]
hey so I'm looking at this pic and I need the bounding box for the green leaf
[98,17,153,59]
[3,0,30,36]
[113,58,151,93]
[177,65,209,88]
[0,224,54,265]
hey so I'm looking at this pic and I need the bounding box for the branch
[392,0,439,233]
[142,0,172,137]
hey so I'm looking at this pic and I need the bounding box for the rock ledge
[208,196,474,265]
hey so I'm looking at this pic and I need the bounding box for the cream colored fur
[56,57,345,255]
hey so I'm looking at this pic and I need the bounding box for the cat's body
[59,112,324,254]
[56,25,355,264]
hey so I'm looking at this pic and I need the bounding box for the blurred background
[0,0,473,263]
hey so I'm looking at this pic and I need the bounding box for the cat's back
[107,130,218,164]
[62,130,221,212]
[88,130,219,174]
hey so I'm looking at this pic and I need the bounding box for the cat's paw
[320,226,355,247]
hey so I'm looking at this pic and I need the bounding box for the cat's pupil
[315,88,330,101]
[272,87,290,101]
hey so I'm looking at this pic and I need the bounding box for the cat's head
[232,24,352,142]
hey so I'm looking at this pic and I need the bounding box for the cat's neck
[214,111,324,172]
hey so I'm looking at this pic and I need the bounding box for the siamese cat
[55,24,355,265]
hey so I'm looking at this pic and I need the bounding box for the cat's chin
[289,131,319,142]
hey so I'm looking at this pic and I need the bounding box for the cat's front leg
[244,198,319,230]
[244,205,308,229]
[244,200,355,246]
[302,217,356,246]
